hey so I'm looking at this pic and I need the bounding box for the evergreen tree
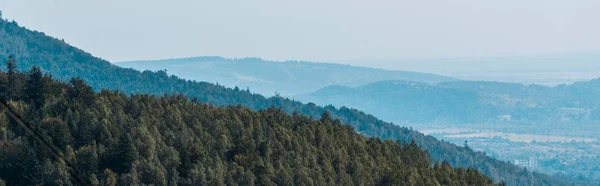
[25,65,46,109]
[5,55,21,100]
[67,77,95,107]
[116,133,138,173]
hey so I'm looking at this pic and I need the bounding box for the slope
[0,69,498,185]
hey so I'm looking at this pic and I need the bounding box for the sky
[0,0,599,68]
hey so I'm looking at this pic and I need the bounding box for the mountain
[296,81,486,123]
[295,79,600,181]
[0,14,584,185]
[0,69,497,185]
[116,57,458,96]
[296,79,600,124]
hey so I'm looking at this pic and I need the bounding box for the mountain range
[0,14,591,185]
[295,79,600,127]
[116,57,457,96]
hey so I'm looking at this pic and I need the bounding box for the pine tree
[67,77,95,107]
[116,133,138,173]
[25,66,46,109]
[5,55,21,100]
[320,111,331,122]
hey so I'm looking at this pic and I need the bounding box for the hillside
[295,79,600,181]
[296,81,487,123]
[116,57,457,96]
[0,15,581,185]
[296,79,600,124]
[0,68,500,185]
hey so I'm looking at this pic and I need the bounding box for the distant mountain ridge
[296,78,600,125]
[340,56,600,86]
[116,56,458,96]
[296,80,484,123]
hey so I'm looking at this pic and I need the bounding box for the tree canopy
[0,65,497,185]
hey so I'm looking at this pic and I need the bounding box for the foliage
[0,69,496,185]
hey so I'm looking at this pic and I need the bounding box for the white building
[514,158,536,168]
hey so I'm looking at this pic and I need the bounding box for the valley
[417,123,600,182]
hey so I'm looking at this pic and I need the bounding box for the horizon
[1,1,599,86]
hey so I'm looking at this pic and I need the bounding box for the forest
[0,58,499,185]
[0,15,587,185]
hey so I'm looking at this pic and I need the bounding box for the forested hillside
[0,15,581,185]
[117,57,456,96]
[0,67,497,185]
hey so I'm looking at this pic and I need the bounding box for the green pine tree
[24,65,46,109]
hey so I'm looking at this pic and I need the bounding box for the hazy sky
[0,0,599,65]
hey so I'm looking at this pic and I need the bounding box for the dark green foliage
[0,71,496,185]
[0,17,581,185]
[40,117,72,149]
[25,65,45,109]
[4,55,21,100]
[67,77,95,108]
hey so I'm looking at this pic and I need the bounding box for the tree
[116,133,138,173]
[25,66,46,109]
[5,55,21,100]
[67,77,95,107]
[100,169,117,186]
[40,117,72,149]
[320,111,331,122]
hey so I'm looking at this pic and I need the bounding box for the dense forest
[0,62,498,185]
[0,15,586,185]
